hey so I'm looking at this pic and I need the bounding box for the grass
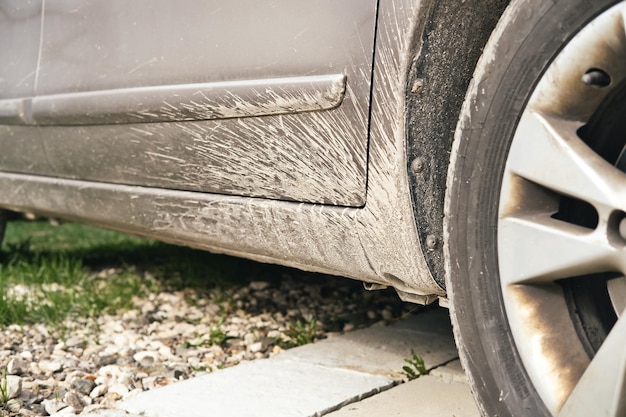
[2,220,284,287]
[0,218,415,347]
[0,220,260,329]
[0,222,156,327]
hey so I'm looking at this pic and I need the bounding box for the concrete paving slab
[429,359,469,384]
[324,376,480,417]
[81,411,144,417]
[275,308,458,378]
[116,307,467,417]
[122,359,394,417]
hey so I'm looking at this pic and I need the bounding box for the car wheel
[445,0,626,415]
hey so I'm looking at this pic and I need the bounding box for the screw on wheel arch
[445,1,626,416]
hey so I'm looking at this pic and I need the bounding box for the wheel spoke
[493,4,626,415]
[558,313,626,417]
[499,215,620,285]
[608,277,626,317]
[507,111,626,213]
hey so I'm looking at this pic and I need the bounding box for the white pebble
[5,375,21,399]
[42,398,67,415]
[108,383,130,397]
[248,342,263,353]
[39,359,63,374]
[90,384,109,398]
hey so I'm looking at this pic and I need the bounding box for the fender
[405,0,510,288]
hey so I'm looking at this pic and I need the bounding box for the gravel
[0,270,417,416]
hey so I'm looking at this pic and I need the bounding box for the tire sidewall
[445,0,620,415]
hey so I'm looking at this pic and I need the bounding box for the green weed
[402,349,428,380]
[190,365,214,373]
[278,318,318,349]
[0,368,9,405]
[182,317,233,348]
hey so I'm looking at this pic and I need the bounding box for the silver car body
[0,0,499,303]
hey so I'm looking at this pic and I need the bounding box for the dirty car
[1,0,625,415]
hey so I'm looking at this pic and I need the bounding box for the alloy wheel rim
[498,3,626,415]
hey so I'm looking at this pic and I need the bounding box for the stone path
[82,308,479,417]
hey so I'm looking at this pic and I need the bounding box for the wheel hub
[498,3,626,414]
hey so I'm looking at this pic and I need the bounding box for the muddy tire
[446,0,625,415]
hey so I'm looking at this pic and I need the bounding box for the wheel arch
[405,0,510,289]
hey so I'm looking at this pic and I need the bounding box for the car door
[0,0,378,206]
[0,0,42,118]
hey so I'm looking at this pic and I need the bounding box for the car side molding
[0,74,347,126]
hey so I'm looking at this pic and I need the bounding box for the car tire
[445,0,625,416]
